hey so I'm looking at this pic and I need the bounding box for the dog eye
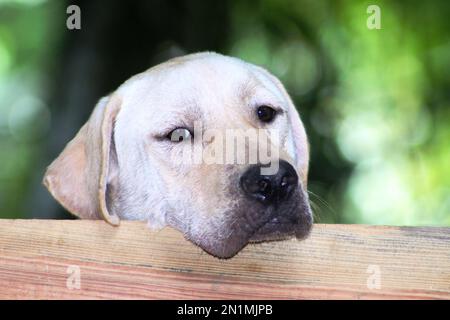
[167,128,192,142]
[257,105,277,123]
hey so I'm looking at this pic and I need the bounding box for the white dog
[43,52,312,258]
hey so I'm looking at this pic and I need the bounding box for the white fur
[43,52,311,258]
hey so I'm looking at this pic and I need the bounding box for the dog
[43,52,313,258]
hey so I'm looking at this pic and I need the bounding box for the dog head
[44,52,312,258]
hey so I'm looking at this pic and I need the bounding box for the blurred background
[0,0,449,225]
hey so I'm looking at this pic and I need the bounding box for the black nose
[240,160,298,205]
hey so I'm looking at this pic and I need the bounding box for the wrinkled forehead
[116,55,287,126]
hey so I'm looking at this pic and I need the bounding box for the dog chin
[189,208,313,259]
[194,218,313,259]
[194,238,249,259]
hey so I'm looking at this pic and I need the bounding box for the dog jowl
[43,52,313,258]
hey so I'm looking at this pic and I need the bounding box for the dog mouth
[176,185,313,259]
[188,197,313,259]
[249,210,313,243]
[248,189,313,243]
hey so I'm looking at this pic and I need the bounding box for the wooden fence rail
[0,219,449,299]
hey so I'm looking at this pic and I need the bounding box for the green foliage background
[0,0,449,225]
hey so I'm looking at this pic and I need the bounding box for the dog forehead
[115,53,286,126]
[122,53,281,99]
[160,54,253,97]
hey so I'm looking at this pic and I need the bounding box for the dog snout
[240,160,298,205]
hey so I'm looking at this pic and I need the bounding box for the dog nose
[240,160,298,205]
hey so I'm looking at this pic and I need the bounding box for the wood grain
[0,220,449,299]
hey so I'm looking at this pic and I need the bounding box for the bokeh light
[0,0,448,225]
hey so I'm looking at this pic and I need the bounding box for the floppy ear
[43,95,122,226]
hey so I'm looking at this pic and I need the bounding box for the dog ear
[43,95,122,226]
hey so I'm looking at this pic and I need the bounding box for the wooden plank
[0,219,449,299]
